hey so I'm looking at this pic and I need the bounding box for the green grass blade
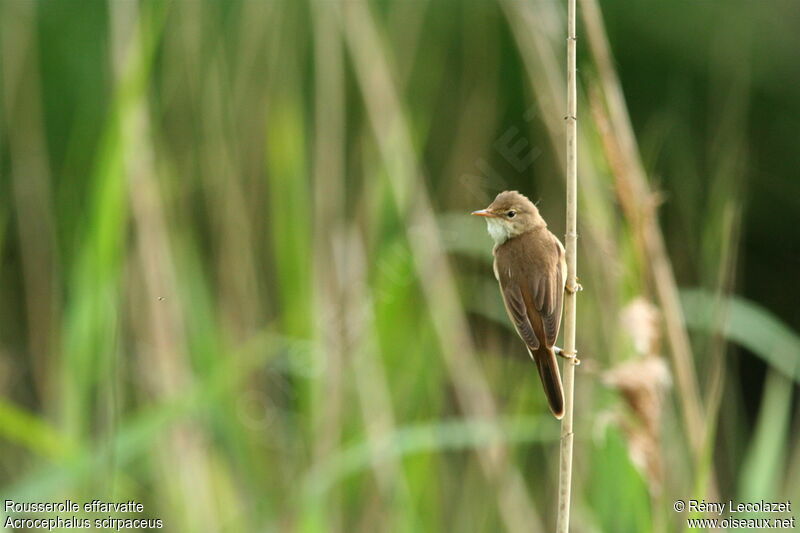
[681,289,800,381]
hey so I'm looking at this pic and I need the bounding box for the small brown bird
[472,190,567,418]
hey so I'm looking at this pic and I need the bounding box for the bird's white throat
[486,218,512,245]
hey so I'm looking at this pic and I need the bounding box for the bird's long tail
[531,347,565,419]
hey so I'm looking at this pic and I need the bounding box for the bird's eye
[507,211,516,218]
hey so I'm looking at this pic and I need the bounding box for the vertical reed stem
[557,0,578,531]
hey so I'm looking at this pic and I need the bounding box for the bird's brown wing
[531,237,565,348]
[500,283,540,350]
[496,231,565,349]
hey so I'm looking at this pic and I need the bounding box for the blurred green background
[1,0,799,531]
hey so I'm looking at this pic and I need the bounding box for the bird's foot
[566,278,583,294]
[554,346,581,365]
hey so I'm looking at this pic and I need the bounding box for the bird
[472,190,569,419]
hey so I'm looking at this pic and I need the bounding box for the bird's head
[471,190,546,245]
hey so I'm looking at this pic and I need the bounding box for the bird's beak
[471,209,497,218]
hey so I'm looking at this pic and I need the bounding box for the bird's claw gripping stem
[566,277,583,294]
[554,346,581,365]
